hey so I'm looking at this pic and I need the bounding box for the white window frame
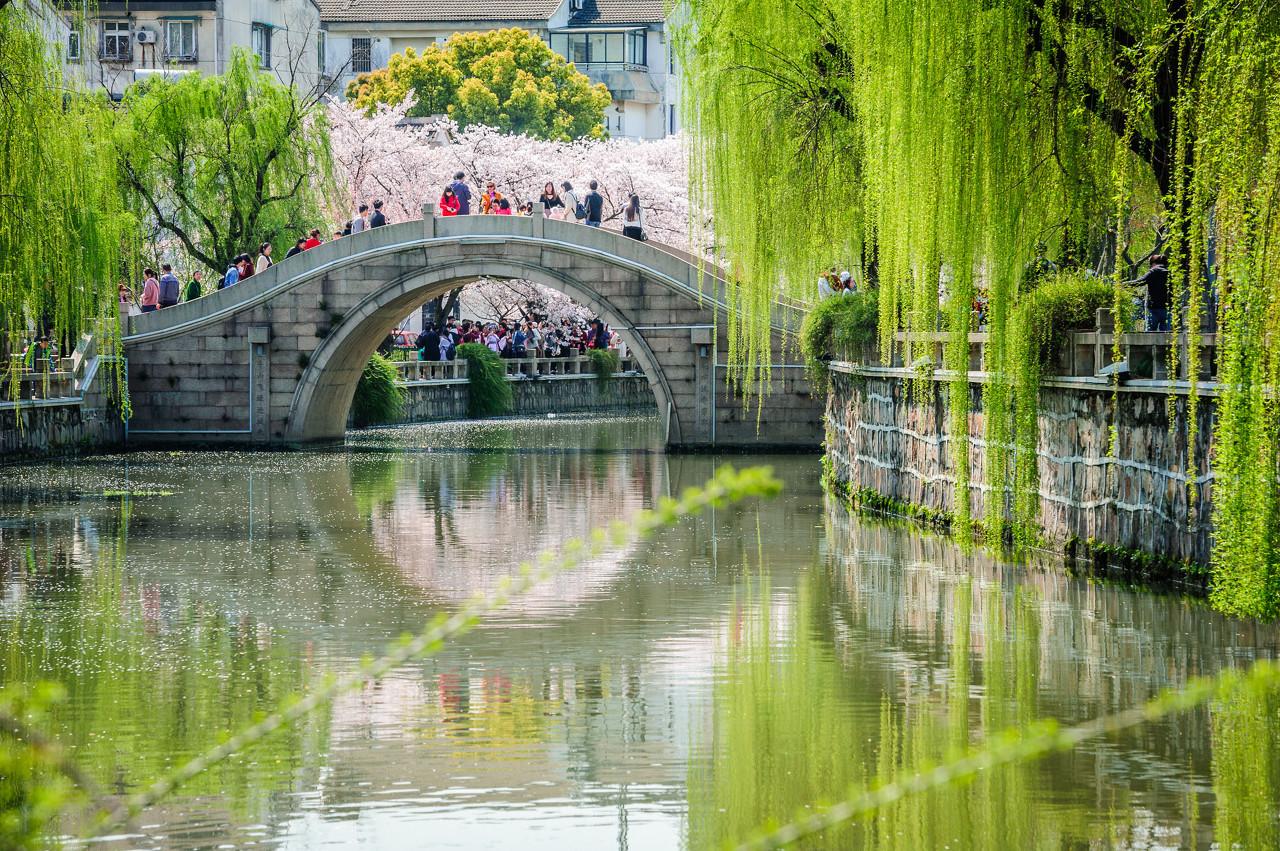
[351,37,372,74]
[163,19,197,62]
[251,23,272,70]
[100,19,132,63]
[66,29,81,62]
[316,30,326,75]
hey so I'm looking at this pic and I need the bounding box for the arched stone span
[121,214,821,449]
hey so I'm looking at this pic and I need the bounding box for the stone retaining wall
[385,374,656,425]
[0,398,124,461]
[826,365,1213,564]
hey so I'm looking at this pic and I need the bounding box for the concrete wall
[380,374,655,425]
[825,365,1213,565]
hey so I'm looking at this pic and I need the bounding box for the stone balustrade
[391,353,639,384]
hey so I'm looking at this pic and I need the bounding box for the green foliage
[0,6,134,359]
[0,683,77,850]
[347,28,612,141]
[680,0,1280,616]
[586,348,619,383]
[1011,275,1118,371]
[115,50,333,274]
[798,292,879,391]
[456,343,514,417]
[350,353,404,428]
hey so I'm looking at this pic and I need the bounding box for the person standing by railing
[140,269,160,313]
[370,199,388,228]
[451,172,472,215]
[622,194,645,240]
[158,264,181,309]
[584,181,604,228]
[439,186,461,216]
[183,271,203,302]
[255,243,273,274]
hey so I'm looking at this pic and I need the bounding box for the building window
[163,20,197,62]
[66,29,81,62]
[351,37,372,73]
[100,20,132,62]
[251,23,272,69]
[316,30,326,74]
[552,31,632,66]
[627,31,646,66]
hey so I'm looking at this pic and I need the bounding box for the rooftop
[567,0,666,26]
[318,0,563,24]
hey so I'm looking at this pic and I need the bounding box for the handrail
[392,353,640,384]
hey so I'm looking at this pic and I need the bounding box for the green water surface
[1,416,1277,849]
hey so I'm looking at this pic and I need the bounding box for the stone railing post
[532,202,546,239]
[422,202,436,239]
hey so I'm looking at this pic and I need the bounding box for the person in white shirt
[255,242,273,275]
[351,204,370,234]
[818,272,836,300]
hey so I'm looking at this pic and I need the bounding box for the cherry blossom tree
[326,97,696,248]
[327,97,699,331]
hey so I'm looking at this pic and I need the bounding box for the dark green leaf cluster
[456,343,514,417]
[350,353,404,427]
[798,292,879,391]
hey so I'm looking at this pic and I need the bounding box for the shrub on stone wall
[456,343,513,418]
[800,291,879,391]
[351,353,405,428]
[587,349,620,383]
[1013,274,1124,368]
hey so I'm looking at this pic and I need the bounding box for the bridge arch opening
[287,258,682,444]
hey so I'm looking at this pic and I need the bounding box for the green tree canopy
[346,28,612,141]
[115,49,333,274]
[0,5,133,355]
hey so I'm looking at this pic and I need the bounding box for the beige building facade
[57,0,325,98]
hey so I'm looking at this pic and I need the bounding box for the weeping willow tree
[680,0,1280,618]
[114,49,333,275]
[0,5,134,367]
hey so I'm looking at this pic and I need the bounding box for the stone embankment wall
[1,398,124,461]
[385,374,656,425]
[825,365,1213,565]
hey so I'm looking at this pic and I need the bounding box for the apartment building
[319,0,678,140]
[56,0,325,98]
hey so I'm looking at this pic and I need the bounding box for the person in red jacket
[439,186,460,216]
[303,229,322,250]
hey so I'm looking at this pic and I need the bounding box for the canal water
[2,416,1278,849]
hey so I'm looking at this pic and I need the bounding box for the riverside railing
[877,309,1219,386]
[393,353,639,384]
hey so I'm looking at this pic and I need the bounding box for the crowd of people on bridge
[399,317,618,363]
[119,169,647,315]
[436,174,645,240]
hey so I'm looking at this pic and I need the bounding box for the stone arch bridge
[122,212,822,450]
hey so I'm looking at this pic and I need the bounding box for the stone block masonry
[825,364,1213,567]
[374,374,657,426]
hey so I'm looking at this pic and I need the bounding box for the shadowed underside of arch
[122,215,821,450]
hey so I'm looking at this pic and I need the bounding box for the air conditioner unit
[135,28,157,45]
